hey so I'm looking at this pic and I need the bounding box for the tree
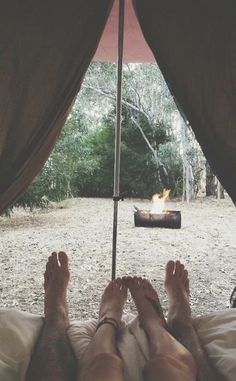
[205,161,224,199]
[11,62,208,210]
[81,62,179,188]
[47,110,87,200]
[205,161,216,197]
[73,106,181,198]
[14,107,89,208]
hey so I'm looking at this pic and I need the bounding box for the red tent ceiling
[93,0,155,63]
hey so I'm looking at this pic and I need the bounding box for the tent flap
[0,0,114,214]
[133,0,236,204]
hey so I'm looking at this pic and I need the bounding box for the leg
[128,277,196,381]
[165,260,218,381]
[78,278,127,381]
[25,252,76,381]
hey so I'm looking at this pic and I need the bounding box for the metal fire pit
[134,208,181,229]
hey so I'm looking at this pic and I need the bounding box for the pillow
[68,315,147,381]
[0,309,42,381]
[193,309,236,381]
[0,308,236,381]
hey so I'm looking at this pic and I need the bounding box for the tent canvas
[0,0,235,215]
[94,0,155,62]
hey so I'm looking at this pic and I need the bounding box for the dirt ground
[0,197,235,321]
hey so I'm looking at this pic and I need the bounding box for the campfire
[134,189,181,229]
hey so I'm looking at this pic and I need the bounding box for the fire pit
[134,208,181,228]
[134,190,181,229]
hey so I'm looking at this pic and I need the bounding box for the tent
[0,0,236,216]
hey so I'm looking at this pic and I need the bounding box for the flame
[150,189,170,214]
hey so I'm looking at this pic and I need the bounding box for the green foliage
[158,142,183,196]
[11,62,202,211]
[15,108,89,208]
[186,145,204,193]
[14,176,50,211]
[76,120,115,196]
[74,109,172,198]
[120,110,169,196]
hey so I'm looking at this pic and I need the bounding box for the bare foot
[99,278,127,324]
[128,276,195,371]
[164,260,191,324]
[128,277,167,339]
[44,251,70,325]
[79,278,127,371]
[25,252,76,381]
[165,261,217,381]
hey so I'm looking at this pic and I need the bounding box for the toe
[134,277,141,288]
[179,263,185,278]
[129,277,139,294]
[45,261,52,275]
[121,281,128,298]
[121,281,127,293]
[123,275,132,281]
[123,276,132,286]
[185,278,190,295]
[132,276,139,284]
[47,256,53,272]
[165,260,175,281]
[118,278,126,288]
[58,251,68,268]
[115,278,122,289]
[51,252,59,268]
[175,260,181,276]
[183,269,188,283]
[142,278,149,290]
[107,280,114,291]
[146,280,153,291]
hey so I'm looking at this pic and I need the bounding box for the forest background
[13,62,222,210]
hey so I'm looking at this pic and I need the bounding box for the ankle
[168,303,191,319]
[167,313,192,335]
[45,306,69,326]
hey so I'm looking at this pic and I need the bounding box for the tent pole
[112,0,125,280]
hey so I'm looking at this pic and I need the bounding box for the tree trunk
[217,179,224,199]
[131,117,169,188]
[181,120,195,202]
[185,163,195,202]
[66,179,73,199]
[205,161,216,196]
[182,162,186,201]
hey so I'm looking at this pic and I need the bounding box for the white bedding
[0,308,236,381]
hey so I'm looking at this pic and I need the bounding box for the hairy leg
[25,252,76,381]
[78,278,127,381]
[128,277,196,381]
[165,260,218,381]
